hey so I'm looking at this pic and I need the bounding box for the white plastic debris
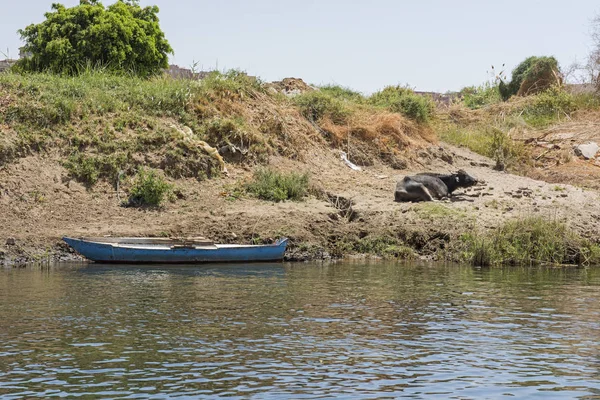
[340,151,362,171]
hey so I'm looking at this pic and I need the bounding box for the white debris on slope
[340,151,362,171]
[574,142,599,160]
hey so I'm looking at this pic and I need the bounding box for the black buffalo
[394,170,478,202]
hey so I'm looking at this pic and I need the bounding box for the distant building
[0,47,29,73]
[0,59,17,73]
[414,91,459,106]
[166,64,210,80]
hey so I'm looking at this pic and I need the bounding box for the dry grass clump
[188,75,326,163]
[290,86,437,167]
[319,109,436,156]
[441,103,486,126]
[317,110,436,168]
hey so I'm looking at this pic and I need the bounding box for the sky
[1,0,599,93]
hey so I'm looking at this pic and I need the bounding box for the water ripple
[1,263,600,398]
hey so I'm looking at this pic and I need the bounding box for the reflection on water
[1,262,600,398]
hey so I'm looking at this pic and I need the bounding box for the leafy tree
[17,0,173,77]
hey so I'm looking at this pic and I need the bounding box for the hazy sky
[1,0,599,93]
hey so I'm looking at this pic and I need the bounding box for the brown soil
[2,140,600,265]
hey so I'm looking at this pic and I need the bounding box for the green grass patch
[459,84,502,109]
[0,69,277,186]
[571,92,600,110]
[245,168,309,202]
[354,236,415,259]
[0,70,195,123]
[520,87,576,128]
[368,86,435,123]
[196,70,266,101]
[63,152,131,187]
[437,124,527,171]
[329,234,415,259]
[461,217,600,266]
[415,203,462,218]
[319,85,365,102]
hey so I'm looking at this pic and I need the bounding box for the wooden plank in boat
[81,237,214,245]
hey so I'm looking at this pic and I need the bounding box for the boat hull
[63,237,288,263]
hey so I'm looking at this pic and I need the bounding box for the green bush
[319,85,365,102]
[246,168,309,202]
[17,1,172,77]
[128,168,173,206]
[459,84,502,109]
[202,117,246,146]
[368,86,434,123]
[293,91,350,124]
[521,87,576,127]
[462,217,600,266]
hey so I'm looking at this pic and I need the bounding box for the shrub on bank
[198,70,265,100]
[293,91,351,124]
[63,152,130,187]
[461,217,600,266]
[245,168,309,202]
[127,168,173,206]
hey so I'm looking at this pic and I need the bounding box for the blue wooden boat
[62,237,288,263]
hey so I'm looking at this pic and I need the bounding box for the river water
[1,262,600,399]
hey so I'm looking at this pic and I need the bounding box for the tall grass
[0,69,266,129]
[461,217,600,266]
[437,124,527,170]
[459,84,502,109]
[439,86,596,171]
[198,70,265,100]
